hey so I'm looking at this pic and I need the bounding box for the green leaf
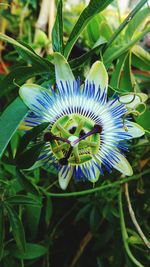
[110,53,128,88]
[132,45,150,71]
[86,14,104,45]
[128,235,144,245]
[125,7,150,41]
[16,169,39,195]
[0,66,51,97]
[99,21,113,41]
[1,256,19,267]
[64,0,114,58]
[52,0,63,53]
[0,205,4,260]
[17,122,50,156]
[0,33,53,71]
[9,243,47,259]
[34,29,48,47]
[103,0,148,52]
[90,206,100,232]
[119,52,134,91]
[69,38,106,69]
[0,97,28,159]
[135,108,150,133]
[5,204,26,253]
[103,26,150,65]
[7,195,41,206]
[16,143,45,169]
[18,40,39,54]
[25,205,41,239]
[75,204,91,222]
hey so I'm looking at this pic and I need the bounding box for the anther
[69,126,76,134]
[59,146,73,165]
[72,124,102,146]
[79,129,86,138]
[44,132,55,142]
[93,124,102,133]
[44,132,71,145]
[59,158,68,165]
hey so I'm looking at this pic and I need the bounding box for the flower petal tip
[54,52,75,85]
[58,166,73,190]
[127,122,145,139]
[114,153,133,176]
[86,60,108,93]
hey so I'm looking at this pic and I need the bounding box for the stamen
[59,158,68,165]
[73,146,80,163]
[59,146,73,165]
[93,124,102,133]
[44,131,71,144]
[69,126,76,134]
[55,136,71,145]
[45,117,102,166]
[72,124,102,146]
[79,129,86,138]
[44,132,55,142]
[56,123,70,138]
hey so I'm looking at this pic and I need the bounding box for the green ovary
[50,114,100,165]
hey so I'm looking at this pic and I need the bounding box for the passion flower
[19,53,145,189]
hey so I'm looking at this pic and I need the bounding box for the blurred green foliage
[0,0,150,266]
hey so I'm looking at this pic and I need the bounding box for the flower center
[45,114,101,165]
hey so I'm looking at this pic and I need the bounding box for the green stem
[43,168,150,197]
[118,188,144,267]
[104,26,150,64]
[21,259,24,267]
[145,129,150,135]
[103,0,148,52]
[124,183,150,250]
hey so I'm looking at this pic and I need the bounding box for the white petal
[19,84,52,120]
[126,121,145,138]
[85,61,108,94]
[90,168,100,183]
[54,52,75,87]
[58,166,73,190]
[113,153,133,176]
[82,162,100,183]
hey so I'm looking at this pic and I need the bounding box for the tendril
[123,110,140,131]
[118,93,136,104]
[13,79,20,88]
[134,102,147,116]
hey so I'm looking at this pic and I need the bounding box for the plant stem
[69,231,93,267]
[43,168,150,197]
[34,0,50,55]
[21,259,24,267]
[19,0,30,37]
[36,0,50,31]
[124,183,150,250]
[69,216,103,267]
[103,0,148,53]
[48,0,55,54]
[118,188,144,267]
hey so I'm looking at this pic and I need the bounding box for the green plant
[0,1,150,266]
